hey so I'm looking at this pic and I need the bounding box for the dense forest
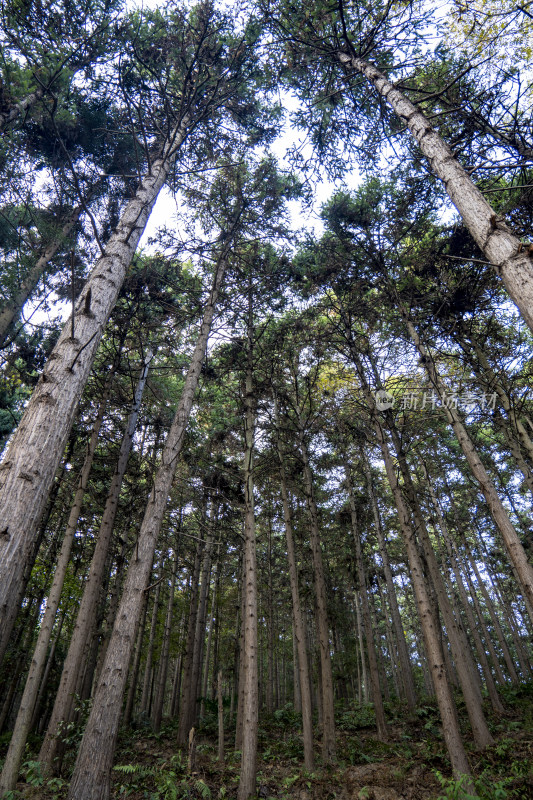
[1,1,533,798]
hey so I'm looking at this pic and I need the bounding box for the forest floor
[6,681,533,800]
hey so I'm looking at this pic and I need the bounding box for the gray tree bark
[0,390,109,796]
[299,430,337,764]
[346,469,388,741]
[361,454,417,709]
[237,286,258,800]
[275,415,314,771]
[39,354,152,775]
[403,314,533,624]
[0,119,190,649]
[67,245,230,800]
[338,52,533,333]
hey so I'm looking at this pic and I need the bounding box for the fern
[114,763,153,775]
[195,779,212,799]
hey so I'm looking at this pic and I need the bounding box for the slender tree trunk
[233,567,244,748]
[345,467,388,740]
[338,52,533,332]
[39,355,152,775]
[361,454,417,709]
[152,552,178,732]
[178,534,204,745]
[0,119,191,646]
[276,419,314,771]
[0,390,109,796]
[218,670,225,762]
[423,468,505,712]
[237,288,258,800]
[369,595,390,702]
[141,579,163,715]
[351,606,361,705]
[266,521,274,715]
[374,570,400,699]
[187,528,214,731]
[393,449,492,745]
[378,427,472,776]
[292,626,302,712]
[458,549,507,686]
[67,245,230,800]
[349,344,472,778]
[0,208,82,348]
[462,543,520,683]
[201,563,217,718]
[365,344,491,746]
[298,430,336,764]
[403,315,533,623]
[123,591,149,726]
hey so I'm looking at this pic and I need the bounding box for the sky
[138,89,361,254]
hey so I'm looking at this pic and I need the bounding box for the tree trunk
[177,534,205,745]
[237,287,258,800]
[0,208,82,349]
[67,245,230,800]
[276,418,314,771]
[123,590,148,726]
[217,670,224,762]
[299,431,336,764]
[0,429,76,666]
[152,552,178,732]
[423,466,505,712]
[0,390,108,795]
[345,467,388,741]
[389,436,492,746]
[0,119,191,647]
[462,542,520,683]
[141,578,162,715]
[361,454,417,709]
[403,314,533,623]
[266,520,274,715]
[349,345,472,777]
[187,526,214,731]
[39,354,152,775]
[338,52,533,333]
[378,426,472,776]
[201,562,217,718]
[374,570,401,699]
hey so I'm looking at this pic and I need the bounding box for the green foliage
[57,698,92,748]
[434,771,512,800]
[337,704,376,731]
[20,760,43,787]
[113,755,212,800]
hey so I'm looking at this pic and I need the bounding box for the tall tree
[0,1,266,653]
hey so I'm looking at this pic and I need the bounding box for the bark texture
[276,422,314,771]
[39,355,152,774]
[346,470,388,741]
[67,248,229,800]
[299,432,336,764]
[403,315,533,623]
[0,392,108,796]
[0,121,189,650]
[339,53,533,333]
[237,286,258,800]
